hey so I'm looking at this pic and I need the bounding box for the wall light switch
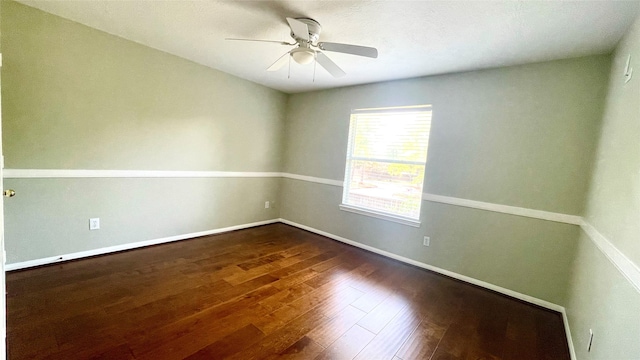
[89,218,100,230]
[265,201,270,209]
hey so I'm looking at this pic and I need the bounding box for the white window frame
[340,105,432,227]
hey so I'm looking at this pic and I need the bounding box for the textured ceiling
[16,0,640,93]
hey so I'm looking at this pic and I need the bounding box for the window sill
[339,204,421,227]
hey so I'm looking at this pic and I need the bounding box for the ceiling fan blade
[267,51,290,72]
[286,17,309,41]
[318,42,378,58]
[226,38,292,46]
[316,52,346,78]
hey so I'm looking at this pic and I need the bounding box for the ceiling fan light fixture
[290,49,315,65]
[227,17,377,78]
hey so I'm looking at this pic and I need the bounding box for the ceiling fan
[227,17,378,78]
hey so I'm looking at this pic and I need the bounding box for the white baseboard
[561,308,577,360]
[278,218,576,360]
[4,217,576,359]
[4,219,279,271]
[278,218,563,311]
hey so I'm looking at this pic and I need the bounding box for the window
[340,105,432,226]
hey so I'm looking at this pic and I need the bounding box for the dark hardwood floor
[6,223,570,359]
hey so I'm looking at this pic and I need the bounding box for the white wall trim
[3,169,282,179]
[338,204,421,227]
[561,309,577,360]
[5,169,581,225]
[580,220,640,293]
[422,193,583,225]
[280,172,343,186]
[278,218,564,312]
[4,219,279,271]
[282,172,581,225]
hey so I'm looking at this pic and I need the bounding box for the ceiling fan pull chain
[313,54,317,82]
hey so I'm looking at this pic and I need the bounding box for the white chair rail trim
[5,169,637,295]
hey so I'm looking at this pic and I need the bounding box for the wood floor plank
[316,286,366,319]
[314,325,376,360]
[395,320,447,360]
[304,258,370,289]
[269,251,340,278]
[268,336,325,360]
[429,322,502,360]
[128,286,279,358]
[350,289,389,313]
[535,309,571,360]
[184,324,265,359]
[354,300,424,360]
[214,274,279,302]
[86,344,135,360]
[224,243,326,285]
[357,293,410,334]
[252,283,361,335]
[307,305,367,347]
[6,223,571,360]
[259,282,317,313]
[132,303,269,359]
[502,302,538,360]
[228,307,329,360]
[273,267,322,290]
[238,253,286,271]
[7,323,58,360]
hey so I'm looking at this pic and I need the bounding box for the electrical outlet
[588,329,594,352]
[265,201,270,209]
[89,218,100,230]
[423,236,430,246]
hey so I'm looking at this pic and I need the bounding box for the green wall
[582,15,640,266]
[4,177,280,263]
[3,1,640,357]
[282,56,610,305]
[284,57,609,215]
[566,14,640,360]
[566,233,640,359]
[2,0,285,172]
[1,1,285,263]
[281,178,579,304]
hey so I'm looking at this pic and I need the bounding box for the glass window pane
[345,160,425,219]
[342,106,432,221]
[351,112,431,163]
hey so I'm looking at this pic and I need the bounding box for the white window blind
[341,105,432,223]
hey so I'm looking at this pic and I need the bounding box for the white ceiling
[16,0,640,94]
